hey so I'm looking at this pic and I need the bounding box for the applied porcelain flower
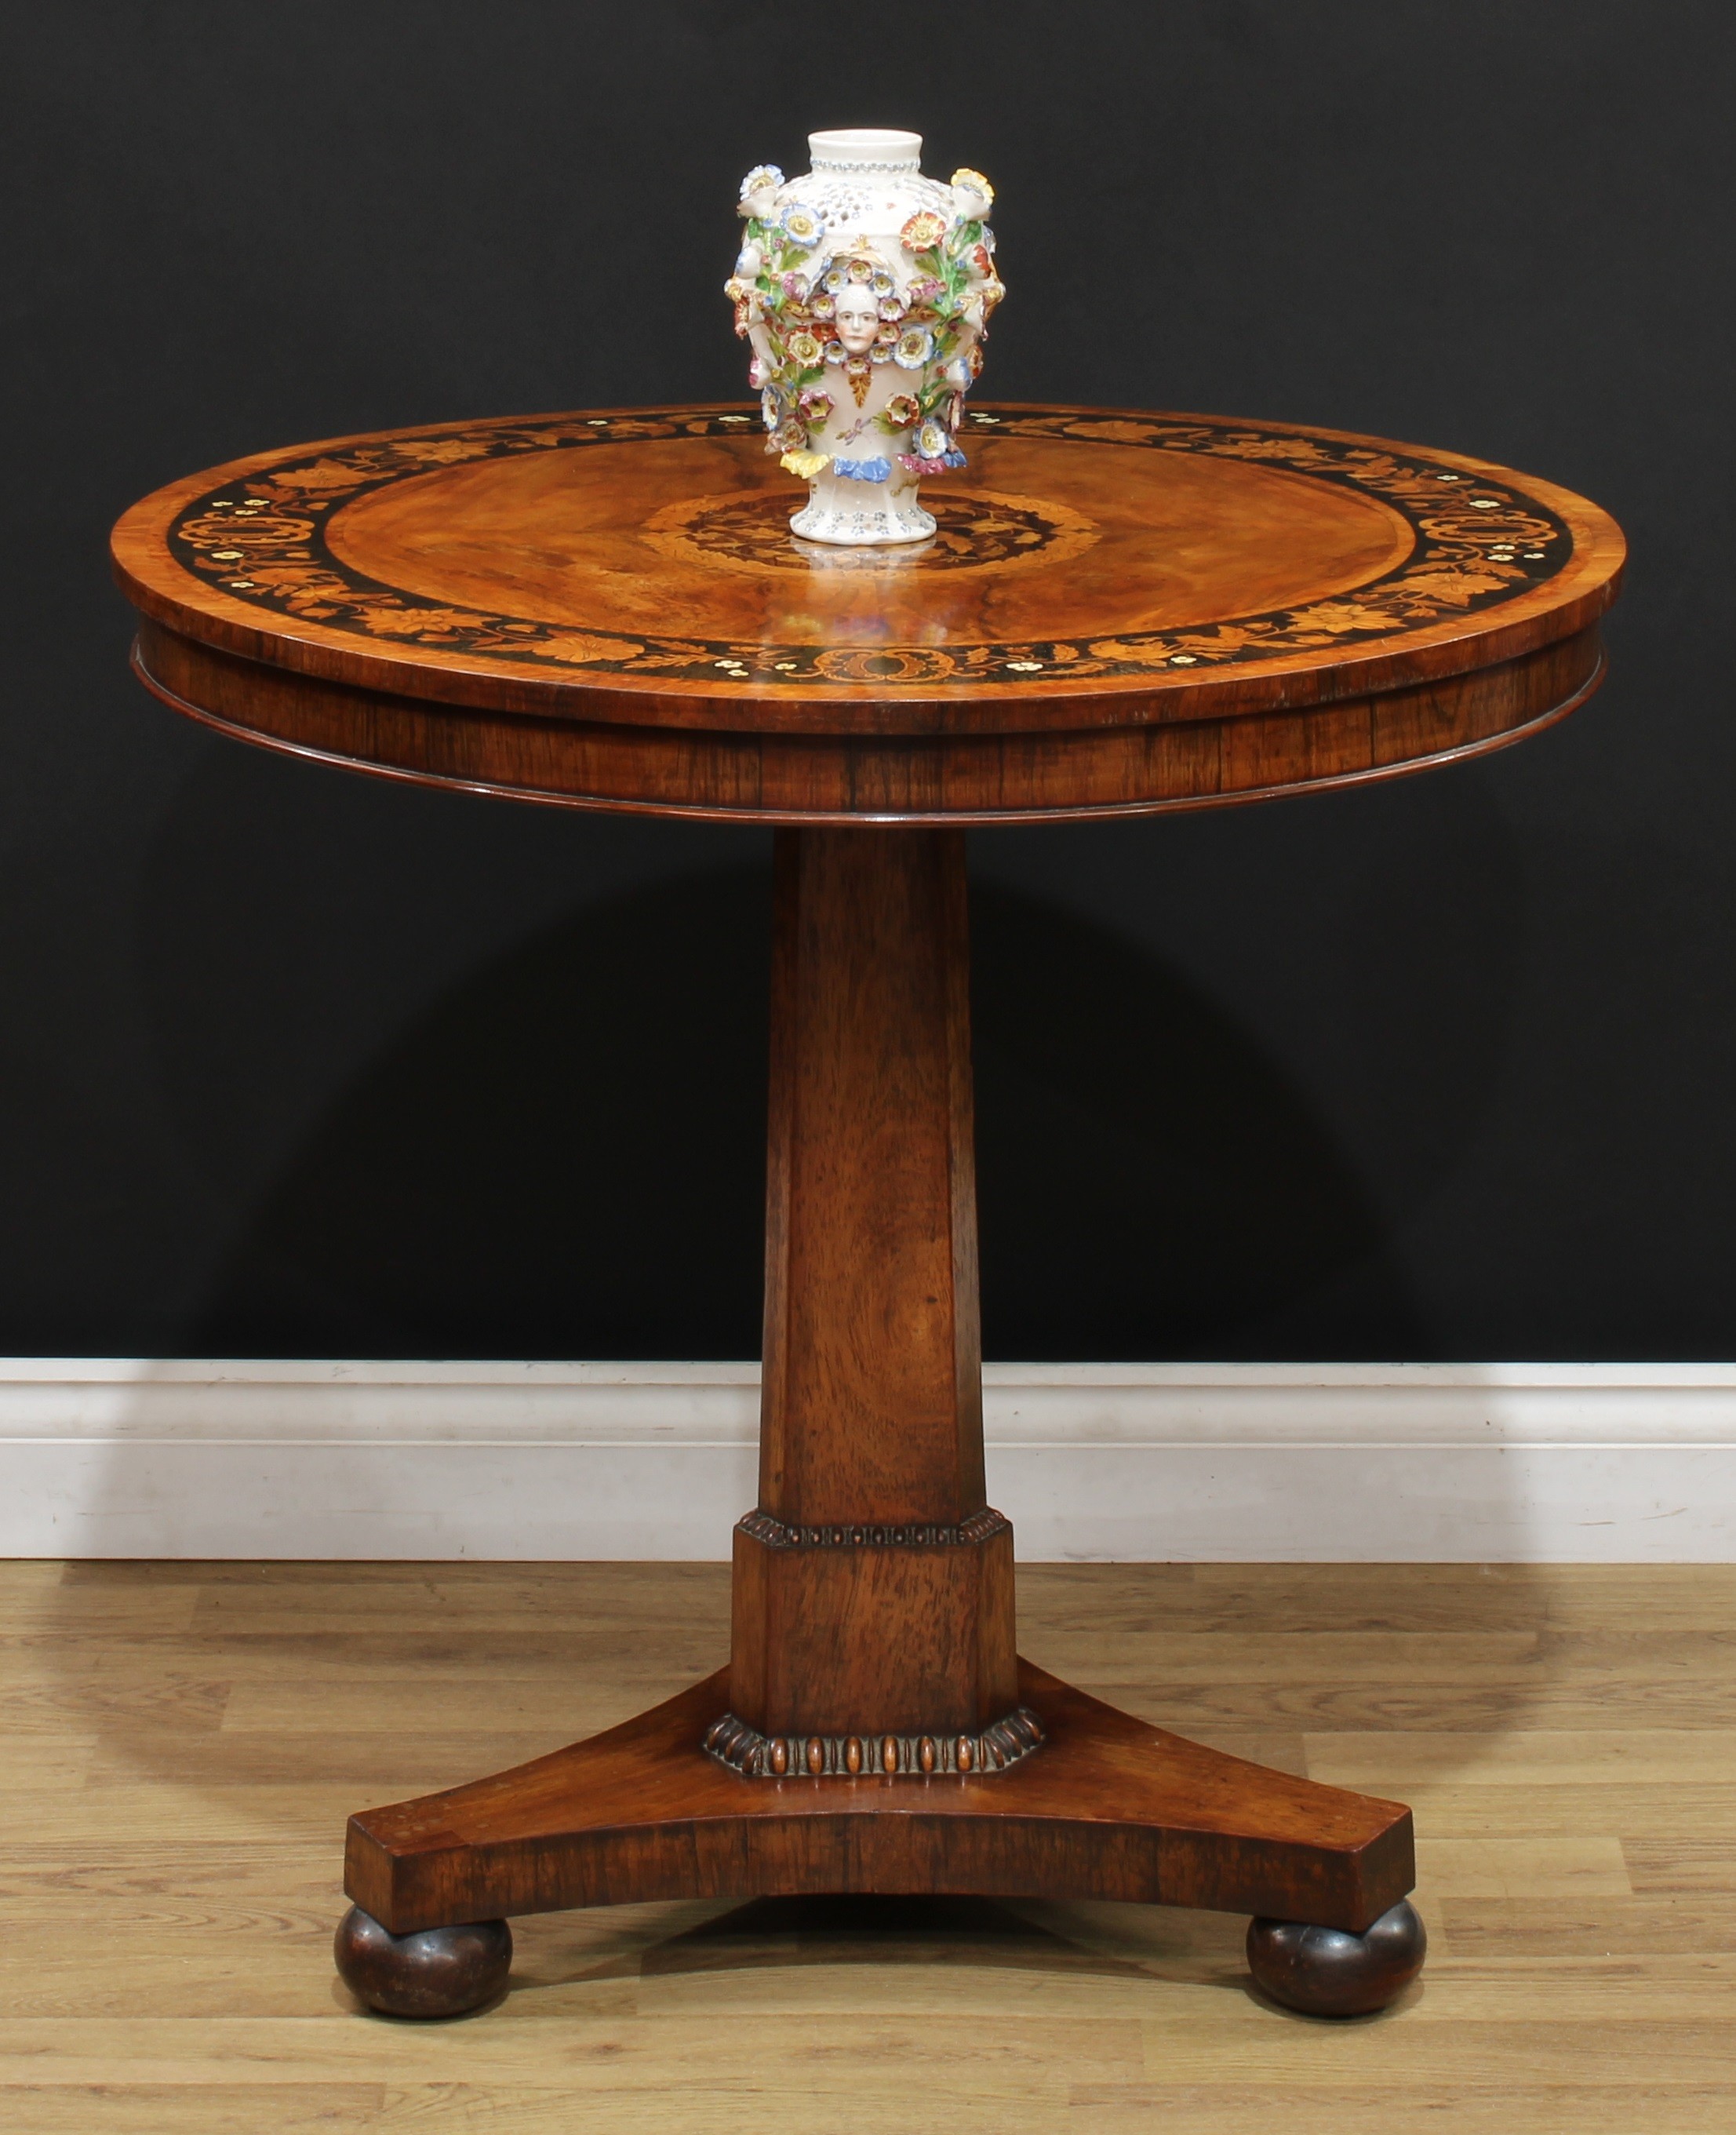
[778,202,823,250]
[899,210,948,253]
[893,326,934,370]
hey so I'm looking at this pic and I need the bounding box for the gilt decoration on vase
[724,128,1004,546]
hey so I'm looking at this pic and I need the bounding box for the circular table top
[111,402,1625,824]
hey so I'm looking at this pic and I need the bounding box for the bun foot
[333,1904,511,2017]
[1246,1898,1426,2017]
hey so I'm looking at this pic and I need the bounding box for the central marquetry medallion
[643,488,1101,577]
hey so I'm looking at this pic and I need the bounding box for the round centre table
[113,401,1624,2020]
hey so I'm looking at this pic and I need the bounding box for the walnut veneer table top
[111,402,1625,825]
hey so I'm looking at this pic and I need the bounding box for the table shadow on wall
[181,863,1426,1361]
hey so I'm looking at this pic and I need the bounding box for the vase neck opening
[808,128,923,175]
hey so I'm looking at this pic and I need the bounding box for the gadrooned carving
[737,1507,1009,1550]
[703,1705,1044,1778]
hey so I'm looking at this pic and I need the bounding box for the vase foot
[790,494,935,545]
[333,1905,511,2018]
[1246,1898,1427,2017]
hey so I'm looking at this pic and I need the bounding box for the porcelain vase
[724,128,1003,545]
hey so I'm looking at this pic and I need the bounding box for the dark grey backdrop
[5,2,1731,1361]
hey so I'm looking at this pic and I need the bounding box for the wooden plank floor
[2,1560,1734,2132]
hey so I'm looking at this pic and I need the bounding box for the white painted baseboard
[3,1361,1734,1561]
[3,1357,1734,1562]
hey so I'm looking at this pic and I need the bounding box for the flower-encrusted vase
[725,128,1003,546]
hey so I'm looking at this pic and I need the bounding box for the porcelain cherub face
[832,286,881,356]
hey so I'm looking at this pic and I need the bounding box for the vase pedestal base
[789,487,936,546]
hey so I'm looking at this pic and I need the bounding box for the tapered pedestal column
[339,828,1421,2017]
[719,831,1025,1776]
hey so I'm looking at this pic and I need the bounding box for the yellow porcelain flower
[780,450,832,479]
[950,168,995,206]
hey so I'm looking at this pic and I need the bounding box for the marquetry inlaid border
[160,407,1575,690]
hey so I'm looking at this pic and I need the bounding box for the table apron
[133,618,1605,825]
